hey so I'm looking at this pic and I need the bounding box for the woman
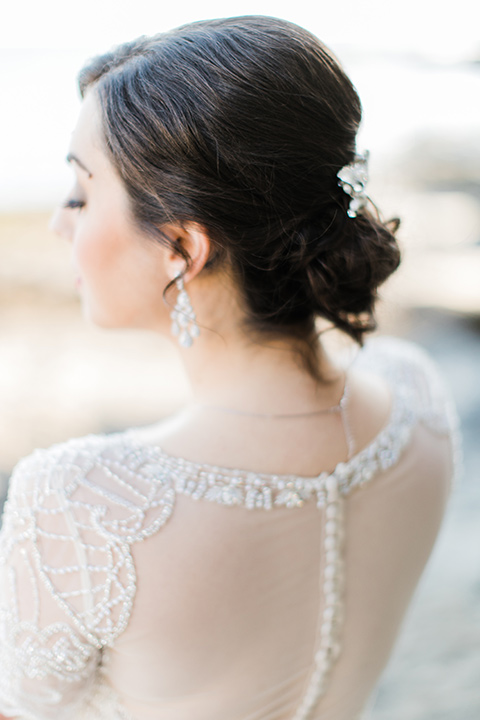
[0,16,456,720]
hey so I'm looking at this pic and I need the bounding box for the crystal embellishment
[337,151,369,218]
[170,276,200,348]
[0,337,458,720]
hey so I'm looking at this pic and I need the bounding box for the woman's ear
[161,223,212,282]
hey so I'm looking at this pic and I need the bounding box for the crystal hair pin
[337,150,369,218]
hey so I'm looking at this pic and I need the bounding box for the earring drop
[170,276,200,348]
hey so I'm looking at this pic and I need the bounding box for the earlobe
[163,222,212,282]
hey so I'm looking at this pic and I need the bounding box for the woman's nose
[49,206,74,241]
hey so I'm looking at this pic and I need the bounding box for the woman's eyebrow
[66,153,93,178]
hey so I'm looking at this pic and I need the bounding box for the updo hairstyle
[79,16,400,364]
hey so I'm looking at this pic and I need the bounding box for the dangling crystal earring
[170,276,200,348]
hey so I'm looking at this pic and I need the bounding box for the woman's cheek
[73,224,110,279]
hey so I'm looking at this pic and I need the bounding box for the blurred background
[1,1,479,717]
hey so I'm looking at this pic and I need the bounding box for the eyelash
[63,199,85,210]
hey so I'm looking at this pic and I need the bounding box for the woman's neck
[173,271,346,415]
[179,328,343,415]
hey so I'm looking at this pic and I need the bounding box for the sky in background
[2,0,479,60]
[1,0,479,211]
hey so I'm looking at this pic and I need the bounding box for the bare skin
[2,92,445,720]
[52,92,390,484]
[50,89,392,490]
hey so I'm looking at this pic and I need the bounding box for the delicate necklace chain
[192,403,343,419]
[193,372,349,420]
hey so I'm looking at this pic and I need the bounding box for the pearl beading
[0,436,176,717]
[128,387,415,511]
[292,475,345,720]
[0,338,458,720]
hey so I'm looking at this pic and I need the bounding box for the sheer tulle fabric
[0,339,457,720]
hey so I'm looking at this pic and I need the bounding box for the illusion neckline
[124,378,405,487]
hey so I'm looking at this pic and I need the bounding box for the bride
[0,16,456,720]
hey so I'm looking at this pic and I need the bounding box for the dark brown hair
[79,16,400,369]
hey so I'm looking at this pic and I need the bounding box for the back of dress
[0,339,457,720]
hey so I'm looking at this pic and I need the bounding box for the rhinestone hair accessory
[170,276,200,348]
[337,151,369,218]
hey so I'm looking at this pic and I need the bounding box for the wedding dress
[0,338,457,720]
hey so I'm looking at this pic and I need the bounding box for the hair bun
[303,207,401,342]
[78,16,401,364]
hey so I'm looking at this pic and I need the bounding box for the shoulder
[1,432,176,651]
[350,341,457,531]
[332,336,460,496]
[9,433,109,497]
[7,431,175,544]
[354,336,459,437]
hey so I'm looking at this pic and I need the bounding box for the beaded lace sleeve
[0,436,174,720]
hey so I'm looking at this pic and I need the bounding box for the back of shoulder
[9,434,108,499]
[339,337,460,495]
[0,433,178,666]
[354,336,459,437]
[7,432,175,543]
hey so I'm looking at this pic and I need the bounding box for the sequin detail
[0,338,458,720]
[0,436,175,718]
[127,385,414,512]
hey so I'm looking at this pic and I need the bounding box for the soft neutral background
[1,1,479,717]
